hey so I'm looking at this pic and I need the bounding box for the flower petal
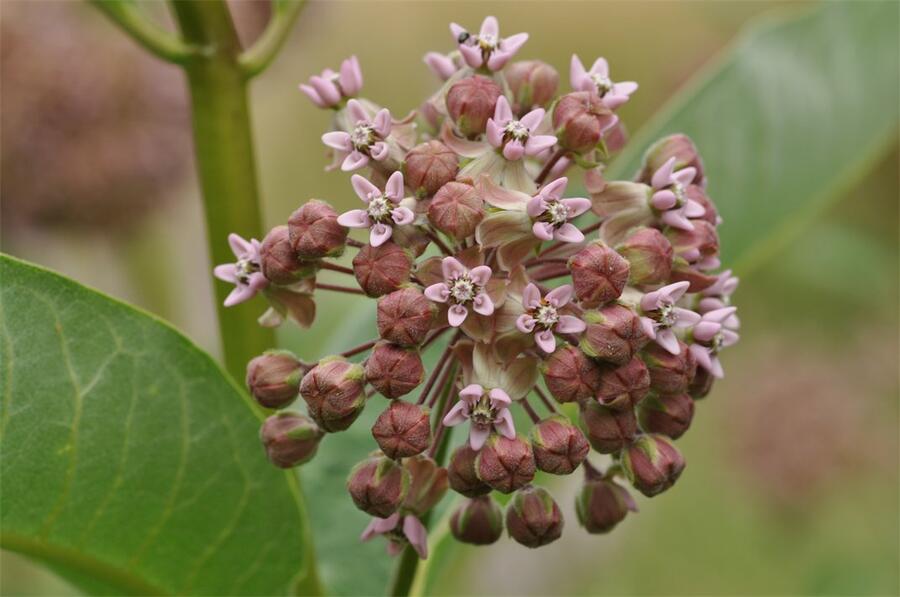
[339,55,363,96]
[351,174,380,202]
[448,304,469,327]
[553,222,584,243]
[493,409,516,439]
[458,43,483,68]
[472,292,494,316]
[369,223,393,247]
[532,221,555,241]
[545,284,573,307]
[651,156,676,189]
[535,329,556,353]
[346,98,369,124]
[469,425,490,451]
[556,315,586,334]
[213,264,238,283]
[469,265,492,287]
[424,282,450,303]
[479,15,499,38]
[525,135,558,156]
[639,316,657,339]
[459,383,484,402]
[661,210,694,231]
[488,388,511,408]
[561,197,591,218]
[672,166,697,187]
[441,256,466,280]
[522,283,542,309]
[299,84,326,108]
[385,171,405,200]
[402,516,428,560]
[516,314,536,333]
[651,189,677,211]
[503,139,525,161]
[228,233,253,258]
[309,75,340,106]
[655,329,681,355]
[373,108,392,138]
[485,118,503,148]
[589,56,609,77]
[570,54,588,90]
[673,307,701,327]
[337,209,371,228]
[442,401,469,426]
[341,151,370,171]
[494,96,513,124]
[519,108,545,131]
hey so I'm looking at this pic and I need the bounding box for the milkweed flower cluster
[216,15,740,559]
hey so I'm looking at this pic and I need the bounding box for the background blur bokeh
[1,1,897,595]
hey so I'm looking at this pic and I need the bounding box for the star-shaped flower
[321,99,392,171]
[526,177,591,242]
[361,513,428,559]
[213,233,268,307]
[443,384,515,451]
[337,172,414,247]
[639,281,701,355]
[516,283,585,352]
[570,55,638,110]
[424,256,494,327]
[649,157,706,231]
[450,16,528,71]
[486,97,557,161]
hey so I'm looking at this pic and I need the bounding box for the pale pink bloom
[449,16,528,71]
[213,233,268,307]
[639,281,701,355]
[299,56,363,108]
[570,55,638,110]
[516,283,585,353]
[443,384,515,451]
[649,157,706,231]
[424,257,494,326]
[337,172,414,247]
[526,177,591,243]
[485,96,557,161]
[423,51,458,81]
[361,513,428,559]
[321,99,392,171]
[689,306,739,378]
[698,270,740,328]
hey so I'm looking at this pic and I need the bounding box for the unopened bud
[450,495,504,545]
[287,199,347,259]
[595,357,651,410]
[299,356,366,432]
[260,225,311,285]
[402,455,449,516]
[580,303,649,366]
[531,415,589,475]
[352,241,413,298]
[376,287,437,346]
[476,435,536,494]
[246,349,303,409]
[365,342,425,399]
[622,434,685,497]
[668,261,718,293]
[371,399,431,459]
[638,392,694,439]
[552,91,617,154]
[689,365,715,399]
[540,345,603,403]
[403,141,459,198]
[506,486,564,548]
[347,453,410,517]
[642,341,696,394]
[260,411,323,468]
[638,134,705,187]
[506,60,559,113]
[427,181,485,240]
[579,400,637,454]
[569,241,630,308]
[617,227,674,286]
[666,220,719,265]
[447,75,503,138]
[448,444,492,497]
[575,477,636,534]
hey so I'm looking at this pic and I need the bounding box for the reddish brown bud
[260,225,311,285]
[642,341,697,394]
[299,356,366,432]
[540,345,603,403]
[260,411,323,468]
[668,262,718,293]
[246,350,303,409]
[287,199,347,259]
[666,219,719,264]
[371,400,431,459]
[595,357,651,410]
[580,304,649,366]
[552,91,616,154]
[427,181,485,240]
[347,453,410,517]
[579,401,637,454]
[506,60,559,113]
[622,434,686,497]
[450,496,504,545]
[402,455,449,516]
[352,241,413,298]
[447,75,502,138]
[448,444,492,497]
[569,241,630,308]
[403,140,459,198]
[617,227,674,287]
[506,485,564,548]
[365,342,424,399]
[530,415,589,475]
[689,365,715,399]
[638,134,705,187]
[475,435,536,494]
[638,392,695,439]
[575,477,636,534]
[376,287,437,346]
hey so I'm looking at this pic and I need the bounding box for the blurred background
[1,1,897,595]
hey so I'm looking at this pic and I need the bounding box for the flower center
[477,33,498,51]
[671,182,686,207]
[366,195,392,222]
[350,123,375,151]
[469,394,497,427]
[652,302,677,328]
[590,73,613,96]
[504,120,530,141]
[542,200,570,227]
[449,275,478,304]
[710,331,724,354]
[532,302,560,329]
[235,257,259,285]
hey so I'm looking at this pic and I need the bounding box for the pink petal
[224,285,255,307]
[458,43,483,69]
[493,409,516,439]
[351,174,380,202]
[337,209,371,228]
[424,282,450,303]
[532,221,555,241]
[391,206,415,226]
[561,197,591,218]
[553,222,584,243]
[299,84,326,108]
[540,177,568,200]
[721,329,740,347]
[341,151,369,171]
[693,321,721,342]
[361,513,400,541]
[468,265,492,287]
[651,189,677,211]
[441,256,466,280]
[535,329,556,353]
[472,292,494,316]
[556,315,585,334]
[545,284,573,307]
[516,314,536,333]
[488,388,511,408]
[705,306,738,323]
[469,425,490,451]
[527,196,548,217]
[494,96,513,124]
[685,198,706,218]
[709,355,724,379]
[385,171,405,200]
[500,32,528,57]
[570,54,588,90]
[448,304,469,327]
[459,383,485,402]
[673,307,701,327]
[373,108,392,138]
[655,329,681,355]
[603,94,629,110]
[487,49,514,71]
[519,108,545,131]
[689,344,714,374]
[339,55,363,96]
[402,516,429,560]
[247,272,267,292]
[449,22,467,40]
[370,142,389,161]
[639,316,657,339]
[672,167,697,187]
[525,135,557,156]
[424,52,456,80]
[309,75,341,106]
[369,223,393,247]
[522,283,542,309]
[589,56,609,77]
[613,81,638,96]
[479,15,499,37]
[442,401,469,426]
[486,118,503,148]
[651,156,677,189]
[661,210,694,231]
[503,139,525,161]
[228,233,253,258]
[662,281,691,302]
[347,98,369,124]
[213,264,238,283]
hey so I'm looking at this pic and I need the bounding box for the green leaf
[607,1,899,276]
[0,255,320,596]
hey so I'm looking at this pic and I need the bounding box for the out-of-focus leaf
[0,255,319,596]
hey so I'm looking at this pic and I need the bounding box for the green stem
[91,0,196,64]
[238,0,307,78]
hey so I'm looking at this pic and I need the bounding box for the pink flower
[526,177,591,242]
[689,306,739,378]
[424,257,494,326]
[321,99,392,171]
[299,56,363,108]
[698,270,740,329]
[486,96,557,161]
[649,157,706,231]
[516,283,585,353]
[570,55,638,110]
[423,51,458,81]
[443,384,515,451]
[361,513,428,559]
[337,172,414,247]
[450,16,528,72]
[213,233,268,307]
[639,281,701,355]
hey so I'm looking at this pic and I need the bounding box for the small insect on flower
[450,16,528,71]
[213,233,268,306]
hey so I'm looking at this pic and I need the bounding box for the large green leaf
[0,255,319,596]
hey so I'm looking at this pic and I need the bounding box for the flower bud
[689,365,715,399]
[476,435,536,494]
[246,349,303,409]
[552,91,617,154]
[347,453,410,517]
[299,356,366,432]
[642,341,696,394]
[616,227,674,287]
[580,303,649,366]
[260,225,310,285]
[595,357,651,410]
[403,140,459,198]
[575,477,636,534]
[376,287,437,346]
[450,496,504,545]
[371,399,431,459]
[540,345,603,403]
[638,392,694,439]
[622,434,686,497]
[260,411,323,468]
[506,486,564,548]
[352,241,413,297]
[506,60,559,113]
[427,181,485,240]
[287,199,347,259]
[668,262,718,293]
[365,341,425,399]
[569,242,630,308]
[448,444,492,497]
[666,220,719,265]
[638,134,705,187]
[530,415,589,475]
[447,75,502,138]
[402,455,449,516]
[579,400,637,454]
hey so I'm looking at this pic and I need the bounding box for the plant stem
[316,282,366,295]
[535,147,569,186]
